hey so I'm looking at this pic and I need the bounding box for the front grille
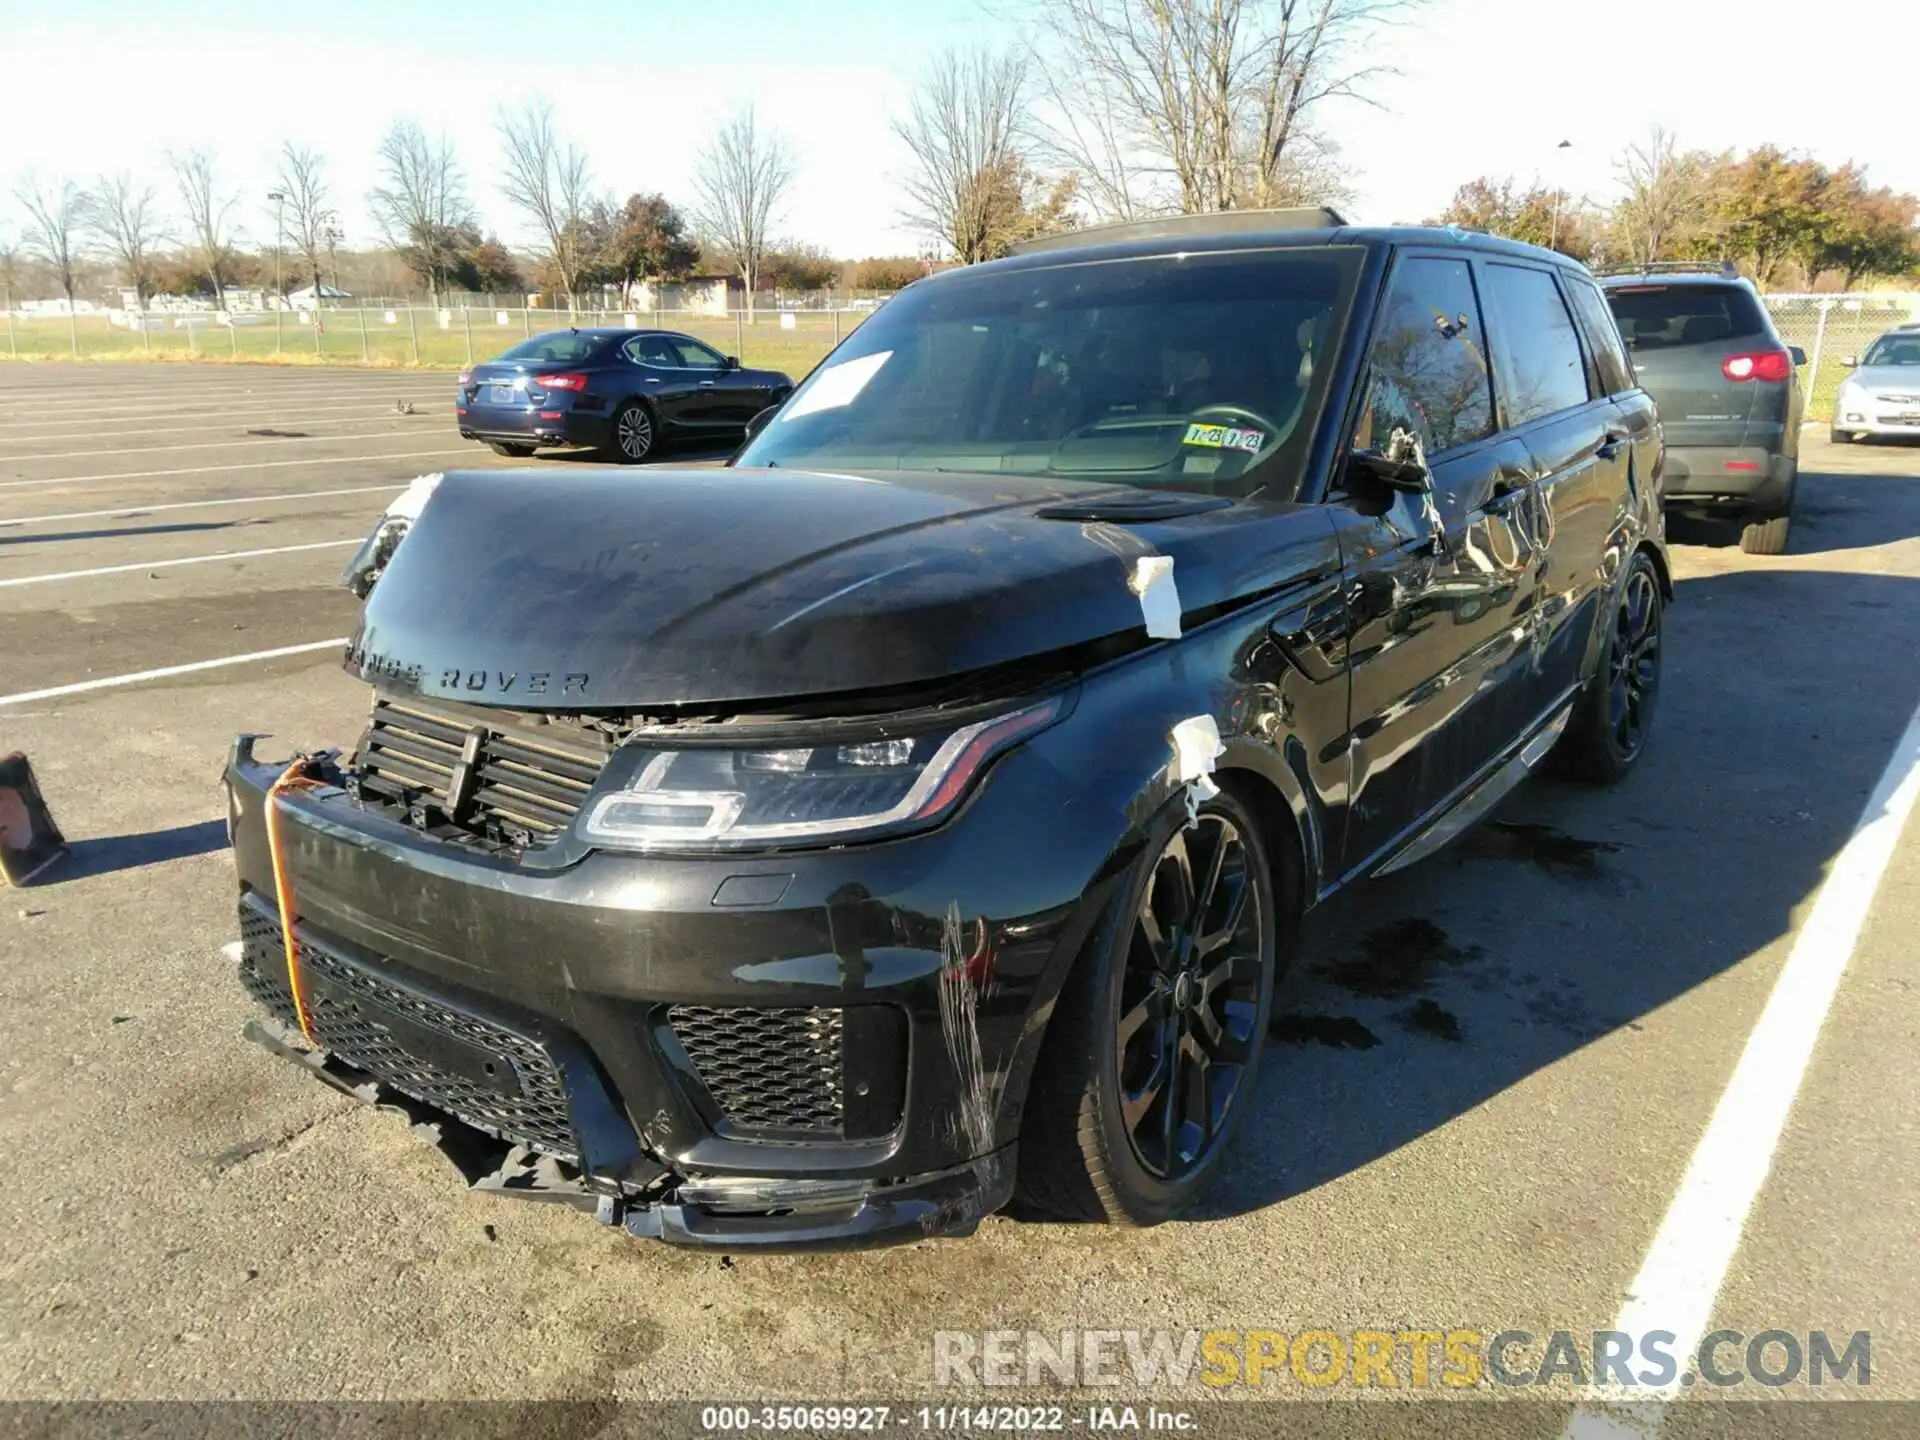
[355,699,608,846]
[669,1005,845,1134]
[236,898,581,1160]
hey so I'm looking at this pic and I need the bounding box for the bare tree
[369,118,475,305]
[894,47,1040,263]
[689,105,797,313]
[1036,0,1408,219]
[496,98,597,310]
[170,148,238,307]
[13,173,86,307]
[273,142,332,301]
[84,172,167,306]
[1611,125,1717,267]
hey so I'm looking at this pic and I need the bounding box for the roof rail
[1594,259,1740,278]
[1007,207,1348,258]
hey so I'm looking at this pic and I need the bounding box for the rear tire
[487,441,536,457]
[606,400,655,464]
[1739,514,1790,555]
[1015,786,1279,1225]
[1556,551,1663,784]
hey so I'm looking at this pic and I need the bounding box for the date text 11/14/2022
[697,1405,1198,1432]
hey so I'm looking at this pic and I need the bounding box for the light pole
[267,190,286,302]
[1549,140,1573,252]
[323,214,343,293]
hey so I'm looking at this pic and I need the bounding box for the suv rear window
[1605,284,1766,351]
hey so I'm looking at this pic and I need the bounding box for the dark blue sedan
[456,327,794,462]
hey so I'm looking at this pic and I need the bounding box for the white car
[1832,327,1920,443]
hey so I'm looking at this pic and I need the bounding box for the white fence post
[1805,300,1831,409]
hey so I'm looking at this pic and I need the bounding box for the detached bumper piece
[229,897,1010,1250]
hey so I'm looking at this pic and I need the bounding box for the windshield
[495,331,612,364]
[1862,334,1920,367]
[738,246,1364,501]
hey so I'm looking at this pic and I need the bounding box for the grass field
[0,307,857,379]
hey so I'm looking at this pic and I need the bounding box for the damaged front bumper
[220,731,1113,1251]
[236,1008,1013,1250]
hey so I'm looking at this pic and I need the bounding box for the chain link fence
[0,301,879,378]
[1764,293,1920,420]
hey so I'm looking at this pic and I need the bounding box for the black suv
[225,214,1667,1250]
[1601,267,1805,554]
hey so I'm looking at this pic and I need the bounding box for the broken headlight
[578,697,1064,852]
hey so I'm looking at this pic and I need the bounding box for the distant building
[625,275,744,316]
[287,282,352,310]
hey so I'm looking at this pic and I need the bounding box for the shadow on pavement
[57,820,230,881]
[0,521,237,547]
[1200,557,1920,1220]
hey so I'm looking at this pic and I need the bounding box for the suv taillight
[534,372,588,392]
[1722,351,1792,383]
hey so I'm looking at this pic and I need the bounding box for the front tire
[1016,786,1279,1225]
[1829,425,1853,445]
[607,400,655,464]
[486,441,536,457]
[1556,551,1663,783]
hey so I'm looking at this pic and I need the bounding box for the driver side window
[1357,257,1494,457]
[671,337,727,370]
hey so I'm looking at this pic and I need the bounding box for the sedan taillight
[1722,351,1793,382]
[534,372,589,392]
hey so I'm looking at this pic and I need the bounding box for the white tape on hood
[1130,555,1182,639]
[384,471,444,522]
[1168,714,1224,825]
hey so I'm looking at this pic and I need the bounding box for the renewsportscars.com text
[932,1328,1871,1390]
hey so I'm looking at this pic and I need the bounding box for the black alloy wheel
[1556,549,1664,782]
[1606,562,1662,763]
[1115,809,1267,1181]
[1016,786,1281,1225]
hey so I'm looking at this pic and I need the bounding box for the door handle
[1597,429,1628,459]
[698,381,716,389]
[1485,478,1530,514]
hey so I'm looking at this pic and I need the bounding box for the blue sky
[2,0,1910,260]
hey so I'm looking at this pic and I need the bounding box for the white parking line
[4,422,434,461]
[1563,695,1920,1435]
[0,400,449,443]
[0,638,352,708]
[0,484,404,529]
[0,446,473,491]
[0,539,360,588]
[0,396,447,430]
[0,383,446,414]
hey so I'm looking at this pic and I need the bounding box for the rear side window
[500,332,607,363]
[1483,264,1590,426]
[1565,280,1634,395]
[1605,283,1767,351]
[1355,256,1493,456]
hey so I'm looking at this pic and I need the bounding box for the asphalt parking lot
[2,364,1918,1426]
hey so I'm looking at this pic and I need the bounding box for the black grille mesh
[356,700,606,845]
[236,900,580,1160]
[669,1005,845,1134]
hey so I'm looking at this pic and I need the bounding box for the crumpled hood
[345,467,1336,709]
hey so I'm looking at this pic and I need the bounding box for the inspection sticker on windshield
[1183,422,1265,453]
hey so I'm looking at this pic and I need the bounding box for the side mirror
[1788,346,1807,367]
[743,405,778,442]
[724,354,742,370]
[1842,354,1859,368]
[1348,447,1430,493]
